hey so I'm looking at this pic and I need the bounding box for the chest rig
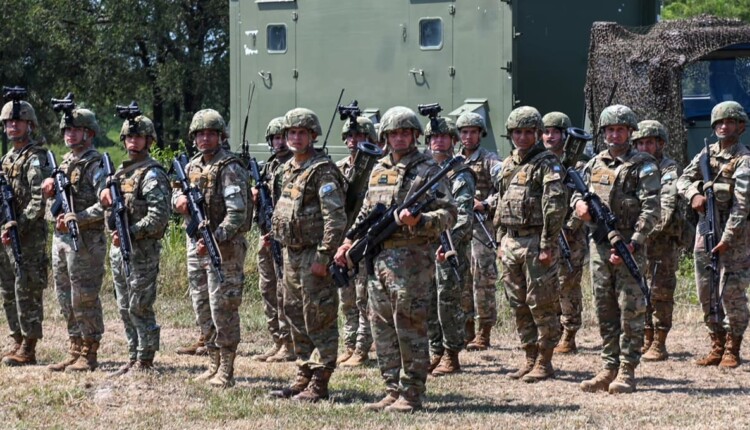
[590,152,651,233]
[116,159,166,237]
[497,149,552,229]
[61,149,102,221]
[1,143,46,212]
[465,148,495,200]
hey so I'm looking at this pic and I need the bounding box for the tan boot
[432,349,461,376]
[193,348,221,382]
[209,348,236,388]
[48,337,82,372]
[554,329,577,354]
[384,388,422,413]
[466,324,492,351]
[67,339,99,372]
[465,319,475,345]
[293,368,332,402]
[336,346,355,365]
[522,345,554,383]
[643,329,669,361]
[641,328,654,354]
[696,331,726,366]
[131,359,154,372]
[109,360,136,378]
[266,340,296,363]
[364,391,399,412]
[580,367,618,393]
[2,333,23,359]
[608,363,636,394]
[428,354,443,373]
[269,365,313,398]
[176,335,207,356]
[2,338,37,366]
[252,340,281,362]
[340,348,368,367]
[508,344,538,380]
[719,334,742,368]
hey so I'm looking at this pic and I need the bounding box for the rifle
[558,232,573,273]
[439,229,462,282]
[566,167,650,306]
[0,172,23,267]
[47,151,80,252]
[101,153,133,277]
[698,138,724,324]
[321,89,345,151]
[247,157,283,280]
[472,211,497,250]
[330,156,464,287]
[172,154,225,282]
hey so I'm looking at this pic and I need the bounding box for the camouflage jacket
[336,155,355,181]
[261,151,292,202]
[1,140,52,234]
[461,146,502,206]
[445,161,476,245]
[58,148,105,230]
[651,155,683,240]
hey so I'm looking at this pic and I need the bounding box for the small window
[419,18,443,50]
[267,24,287,54]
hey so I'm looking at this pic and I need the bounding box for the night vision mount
[115,101,143,135]
[51,92,76,126]
[2,86,29,120]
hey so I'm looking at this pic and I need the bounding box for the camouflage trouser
[557,226,587,332]
[428,240,469,355]
[354,269,373,352]
[339,262,372,351]
[339,277,358,349]
[590,240,647,369]
[369,245,432,397]
[111,239,161,361]
[500,234,562,350]
[694,236,750,337]
[188,236,247,350]
[1,221,48,340]
[463,220,499,327]
[282,247,339,371]
[52,230,106,341]
[645,236,679,331]
[257,240,289,343]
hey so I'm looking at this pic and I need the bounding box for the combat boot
[2,338,37,366]
[266,340,296,363]
[176,334,207,356]
[508,344,538,380]
[2,333,22,359]
[109,360,136,378]
[432,349,461,376]
[580,367,618,393]
[719,334,743,369]
[364,391,399,412]
[336,346,355,365]
[428,354,443,373]
[252,339,281,362]
[695,331,726,366]
[384,388,422,413]
[608,363,636,394]
[554,329,578,354]
[209,348,236,388]
[131,359,154,373]
[293,368,332,402]
[340,348,368,367]
[466,324,492,351]
[193,348,220,382]
[643,329,669,361]
[269,365,313,398]
[465,319,475,345]
[67,339,99,372]
[48,337,82,372]
[641,328,654,354]
[522,345,555,383]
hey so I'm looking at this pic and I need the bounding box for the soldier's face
[3,119,30,141]
[287,127,315,154]
[125,134,147,154]
[460,127,481,149]
[345,131,367,152]
[430,133,454,154]
[511,128,537,151]
[271,134,288,153]
[604,125,631,146]
[195,129,221,153]
[543,127,564,151]
[715,118,744,140]
[63,126,88,147]
[635,136,661,156]
[387,128,415,153]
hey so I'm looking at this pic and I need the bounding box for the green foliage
[150,139,189,168]
[662,0,750,22]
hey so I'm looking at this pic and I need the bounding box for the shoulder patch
[661,172,673,183]
[319,182,338,197]
[223,184,241,197]
[491,163,502,176]
[30,157,40,167]
[641,163,657,176]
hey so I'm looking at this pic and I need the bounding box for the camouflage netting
[585,15,750,165]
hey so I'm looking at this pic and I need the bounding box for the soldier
[268,108,348,402]
[252,116,296,363]
[541,112,588,354]
[574,105,660,394]
[633,120,683,362]
[677,101,750,368]
[425,116,475,376]
[336,116,378,368]
[100,113,171,375]
[173,109,251,387]
[457,112,501,351]
[43,108,107,372]
[335,106,456,413]
[493,106,566,383]
[0,98,52,366]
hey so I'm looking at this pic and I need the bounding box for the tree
[662,0,750,23]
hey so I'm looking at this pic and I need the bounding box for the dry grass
[0,253,748,429]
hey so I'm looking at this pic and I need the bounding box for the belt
[381,236,432,250]
[505,226,543,238]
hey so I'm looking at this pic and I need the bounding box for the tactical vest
[262,152,292,202]
[117,159,169,239]
[656,157,684,239]
[1,142,47,214]
[590,151,653,233]
[705,143,750,219]
[62,149,103,228]
[497,150,555,228]
[465,148,498,201]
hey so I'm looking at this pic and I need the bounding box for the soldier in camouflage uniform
[677,101,750,369]
[268,108,348,402]
[633,120,683,362]
[173,109,251,387]
[335,106,456,413]
[100,114,171,375]
[0,99,52,366]
[336,116,378,368]
[457,112,502,351]
[493,106,566,383]
[575,105,661,394]
[43,108,107,372]
[425,116,475,376]
[541,112,589,354]
[252,117,296,363]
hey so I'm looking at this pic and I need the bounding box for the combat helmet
[599,104,639,131]
[265,117,286,141]
[120,115,157,142]
[456,112,487,137]
[1,100,39,128]
[341,116,378,143]
[632,120,668,143]
[379,106,423,140]
[505,106,543,131]
[542,111,572,130]
[710,101,749,128]
[283,108,322,136]
[188,109,227,141]
[424,116,458,142]
[59,108,99,136]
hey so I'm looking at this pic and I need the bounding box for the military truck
[229,0,659,158]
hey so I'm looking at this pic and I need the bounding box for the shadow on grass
[426,392,582,414]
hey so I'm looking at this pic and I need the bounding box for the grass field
[0,236,748,429]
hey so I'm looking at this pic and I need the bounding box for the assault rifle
[698,138,724,324]
[330,156,464,287]
[558,232,573,273]
[247,157,284,279]
[439,229,462,282]
[473,211,497,250]
[101,153,133,277]
[172,154,225,282]
[0,172,23,267]
[566,168,650,306]
[47,151,80,252]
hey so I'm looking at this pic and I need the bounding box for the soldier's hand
[712,241,729,255]
[496,246,503,260]
[311,262,328,277]
[175,195,189,215]
[1,229,9,246]
[251,187,259,204]
[100,189,113,207]
[473,198,485,212]
[334,243,352,267]
[436,245,446,263]
[112,231,120,247]
[575,201,592,222]
[55,214,69,233]
[42,178,55,198]
[608,242,634,266]
[691,194,707,213]
[196,238,208,256]
[398,208,422,227]
[539,248,553,267]
[261,232,272,248]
